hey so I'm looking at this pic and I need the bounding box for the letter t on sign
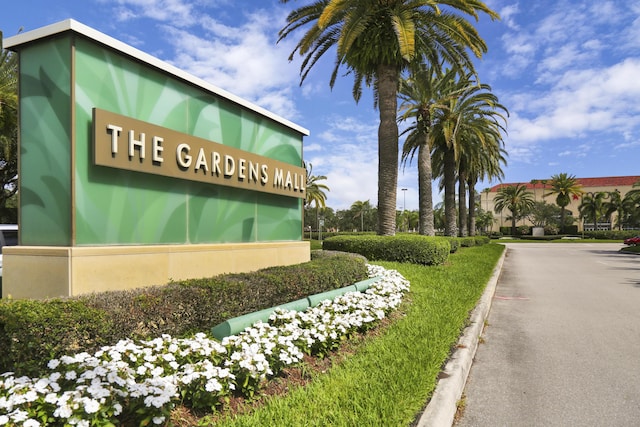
[107,124,123,156]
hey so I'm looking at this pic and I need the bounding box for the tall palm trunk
[443,148,457,237]
[376,64,399,236]
[468,177,477,236]
[458,174,468,237]
[418,143,435,236]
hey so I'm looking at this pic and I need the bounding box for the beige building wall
[482,176,640,233]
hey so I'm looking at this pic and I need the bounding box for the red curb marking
[494,295,529,300]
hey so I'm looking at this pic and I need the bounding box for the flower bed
[0,265,409,426]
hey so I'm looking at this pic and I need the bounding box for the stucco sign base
[2,242,310,299]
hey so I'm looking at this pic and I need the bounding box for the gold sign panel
[93,108,306,199]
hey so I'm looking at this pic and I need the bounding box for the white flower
[44,393,59,404]
[11,410,29,422]
[82,398,100,414]
[205,379,222,392]
[53,402,73,419]
[113,402,123,416]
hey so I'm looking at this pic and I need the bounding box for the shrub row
[583,230,640,240]
[453,235,491,248]
[322,235,451,265]
[0,252,367,377]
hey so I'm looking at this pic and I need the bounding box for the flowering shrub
[0,265,409,426]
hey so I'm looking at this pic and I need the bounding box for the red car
[624,236,640,246]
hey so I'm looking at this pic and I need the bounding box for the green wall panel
[19,37,72,246]
[69,37,302,245]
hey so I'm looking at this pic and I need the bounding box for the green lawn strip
[207,243,505,426]
[621,245,640,254]
[495,238,623,243]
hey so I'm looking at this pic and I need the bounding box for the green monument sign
[3,20,310,299]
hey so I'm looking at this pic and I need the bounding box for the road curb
[415,246,507,427]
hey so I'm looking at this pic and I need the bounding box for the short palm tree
[304,163,330,233]
[493,184,535,236]
[351,199,372,232]
[603,190,623,230]
[578,192,607,230]
[545,173,583,233]
[621,182,640,228]
[278,0,499,235]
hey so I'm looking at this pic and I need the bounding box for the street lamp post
[401,188,408,211]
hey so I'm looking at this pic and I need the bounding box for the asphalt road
[456,243,640,427]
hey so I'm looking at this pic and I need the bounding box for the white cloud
[155,10,302,118]
[104,0,196,26]
[505,58,640,152]
[304,143,323,152]
[499,3,520,30]
[304,114,381,209]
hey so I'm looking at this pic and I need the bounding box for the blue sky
[2,0,639,211]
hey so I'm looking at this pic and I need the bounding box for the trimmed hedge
[0,252,367,377]
[583,230,640,240]
[322,235,450,265]
[447,237,460,253]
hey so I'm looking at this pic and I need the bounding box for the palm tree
[278,0,499,236]
[398,66,459,236]
[603,190,623,230]
[578,192,607,230]
[465,131,507,236]
[304,163,330,235]
[475,209,494,235]
[493,184,535,236]
[545,173,583,233]
[430,72,508,237]
[621,181,640,229]
[350,200,372,232]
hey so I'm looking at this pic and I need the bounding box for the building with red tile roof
[482,175,640,233]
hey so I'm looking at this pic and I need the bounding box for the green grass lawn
[621,245,640,254]
[205,243,505,426]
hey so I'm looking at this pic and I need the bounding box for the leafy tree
[0,44,18,218]
[493,184,535,236]
[526,201,564,228]
[278,0,499,236]
[544,173,583,233]
[475,209,494,235]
